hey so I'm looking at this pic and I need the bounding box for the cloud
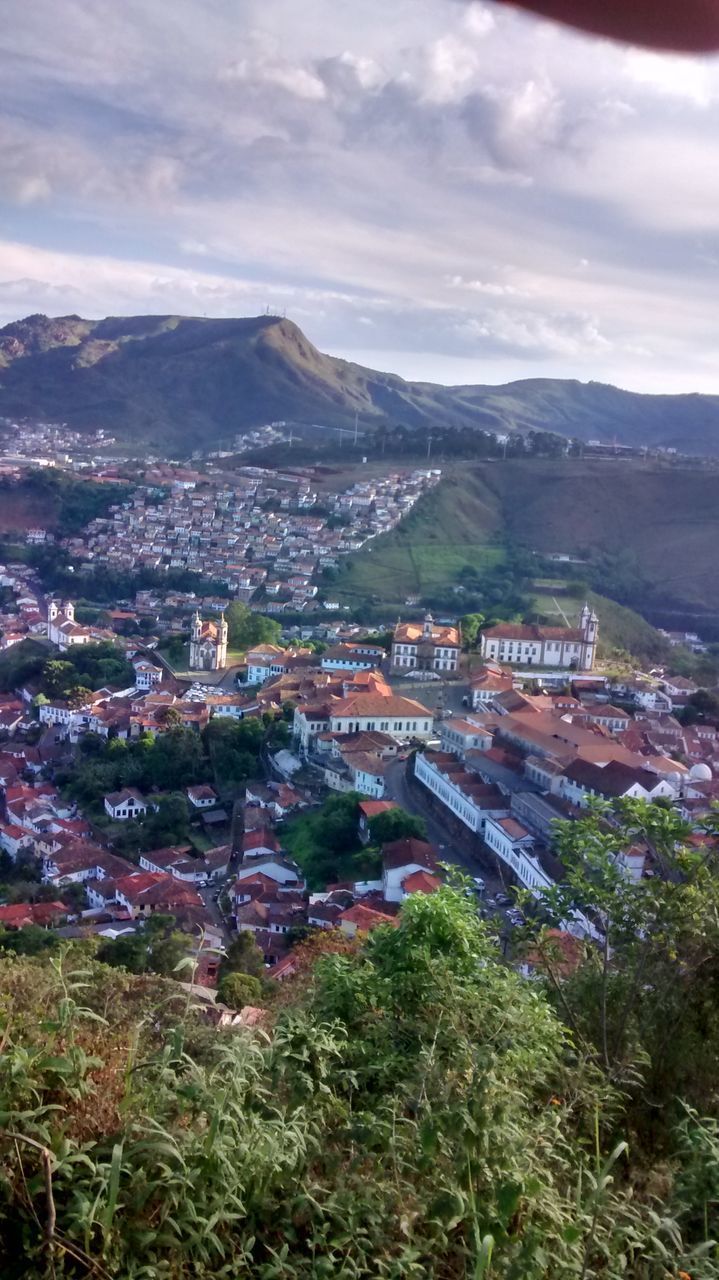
[0,0,718,394]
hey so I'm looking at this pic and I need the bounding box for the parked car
[472,876,486,893]
[495,892,512,907]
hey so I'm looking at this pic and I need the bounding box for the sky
[1,0,719,393]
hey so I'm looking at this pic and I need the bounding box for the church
[189,611,228,671]
[480,604,598,671]
[47,600,96,650]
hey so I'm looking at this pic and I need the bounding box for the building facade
[189,611,228,671]
[391,614,460,673]
[480,605,598,671]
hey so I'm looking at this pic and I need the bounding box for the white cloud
[0,0,719,395]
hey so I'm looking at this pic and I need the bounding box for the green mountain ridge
[2,311,719,453]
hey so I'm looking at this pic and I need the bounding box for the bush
[217,971,262,1008]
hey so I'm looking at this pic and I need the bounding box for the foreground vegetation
[1,802,719,1277]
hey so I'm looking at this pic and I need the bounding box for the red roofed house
[401,869,441,896]
[481,605,598,672]
[391,613,460,674]
[186,784,218,809]
[243,827,281,859]
[0,901,68,929]
[358,799,398,843]
[382,837,439,903]
[338,902,397,937]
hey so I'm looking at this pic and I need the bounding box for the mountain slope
[2,312,719,453]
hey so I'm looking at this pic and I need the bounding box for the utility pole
[354,411,359,447]
[427,434,433,462]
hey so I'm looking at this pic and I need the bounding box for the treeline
[27,547,231,604]
[58,716,288,809]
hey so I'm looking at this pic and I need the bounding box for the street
[384,756,508,900]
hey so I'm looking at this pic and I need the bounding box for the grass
[335,463,504,608]
[333,457,708,656]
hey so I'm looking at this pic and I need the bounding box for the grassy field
[530,589,668,661]
[335,464,503,607]
[333,456,715,655]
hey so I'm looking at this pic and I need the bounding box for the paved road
[384,756,508,901]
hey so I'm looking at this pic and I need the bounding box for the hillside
[335,458,719,641]
[3,312,719,453]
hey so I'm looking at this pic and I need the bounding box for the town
[1,481,718,996]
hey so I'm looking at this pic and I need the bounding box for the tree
[225,602,281,650]
[523,798,719,1142]
[66,685,94,709]
[0,924,58,956]
[217,971,262,1008]
[42,659,76,698]
[220,930,264,980]
[459,611,485,651]
[368,807,426,845]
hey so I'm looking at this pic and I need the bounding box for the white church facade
[480,604,598,672]
[189,611,228,671]
[47,601,95,650]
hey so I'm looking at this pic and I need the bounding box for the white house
[103,789,149,821]
[559,760,676,808]
[391,614,460,674]
[483,816,552,894]
[414,750,509,834]
[440,716,493,759]
[481,605,598,672]
[186,784,217,810]
[328,695,433,741]
[381,837,439,903]
[320,643,385,672]
[235,856,304,890]
[133,658,163,690]
[245,643,286,684]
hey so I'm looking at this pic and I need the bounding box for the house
[104,789,148,821]
[481,605,598,671]
[0,901,68,929]
[187,784,218,810]
[414,750,509,835]
[0,821,35,860]
[358,799,398,843]
[189,611,228,671]
[338,902,397,937]
[242,827,281,860]
[328,695,433,742]
[484,817,550,893]
[381,837,439,903]
[133,658,163,690]
[469,667,514,709]
[440,716,493,758]
[320,643,384,672]
[391,614,460,674]
[245,643,285,684]
[109,871,205,918]
[559,759,676,807]
[234,855,304,891]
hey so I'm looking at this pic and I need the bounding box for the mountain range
[2,311,719,454]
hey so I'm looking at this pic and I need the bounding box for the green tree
[368,807,426,845]
[219,930,265,981]
[0,924,58,956]
[217,971,262,1008]
[459,612,485,651]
